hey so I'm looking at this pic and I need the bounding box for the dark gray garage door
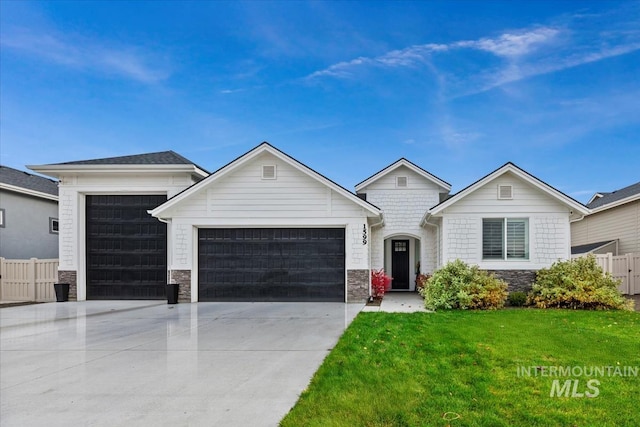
[198,228,345,301]
[86,195,167,300]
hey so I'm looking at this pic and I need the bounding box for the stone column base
[171,270,192,302]
[347,269,369,302]
[58,270,78,301]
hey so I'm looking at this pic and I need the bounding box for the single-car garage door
[86,195,167,299]
[198,228,345,301]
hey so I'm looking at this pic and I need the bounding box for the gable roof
[28,150,209,179]
[149,142,382,218]
[571,240,617,255]
[424,162,589,220]
[586,181,640,211]
[355,158,451,192]
[0,165,58,201]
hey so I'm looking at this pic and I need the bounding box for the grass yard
[281,309,640,427]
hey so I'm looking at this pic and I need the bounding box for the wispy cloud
[305,14,640,96]
[455,27,559,57]
[1,28,170,84]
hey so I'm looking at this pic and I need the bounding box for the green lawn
[281,309,640,427]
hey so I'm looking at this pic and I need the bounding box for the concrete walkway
[0,301,363,426]
[361,292,427,313]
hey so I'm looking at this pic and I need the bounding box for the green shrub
[419,259,508,310]
[507,291,528,307]
[528,255,634,310]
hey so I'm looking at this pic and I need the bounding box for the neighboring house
[0,166,59,259]
[30,143,588,302]
[571,181,640,257]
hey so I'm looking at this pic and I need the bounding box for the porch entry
[391,240,410,290]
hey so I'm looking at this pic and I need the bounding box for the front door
[391,240,410,290]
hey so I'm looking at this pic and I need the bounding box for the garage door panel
[86,195,167,300]
[199,228,345,302]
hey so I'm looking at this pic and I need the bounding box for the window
[482,218,528,260]
[396,176,408,188]
[394,241,407,252]
[0,208,4,228]
[262,165,276,179]
[49,217,59,234]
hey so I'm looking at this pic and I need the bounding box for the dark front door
[86,195,167,299]
[198,228,345,302]
[391,240,410,290]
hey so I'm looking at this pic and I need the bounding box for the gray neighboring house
[0,166,59,259]
[571,181,640,256]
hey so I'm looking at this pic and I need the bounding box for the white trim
[0,183,58,201]
[28,164,209,179]
[355,159,451,192]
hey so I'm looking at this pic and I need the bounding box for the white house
[30,143,588,302]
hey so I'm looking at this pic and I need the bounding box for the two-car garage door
[198,228,345,302]
[86,198,346,302]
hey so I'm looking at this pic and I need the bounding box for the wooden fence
[0,258,59,302]
[593,253,640,295]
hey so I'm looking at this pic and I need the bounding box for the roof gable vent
[498,184,513,200]
[396,176,408,188]
[262,165,277,180]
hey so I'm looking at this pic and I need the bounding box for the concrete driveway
[1,301,362,426]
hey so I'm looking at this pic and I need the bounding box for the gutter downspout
[420,212,441,269]
[151,213,172,284]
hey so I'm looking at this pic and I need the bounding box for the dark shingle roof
[0,165,58,196]
[571,240,617,255]
[587,181,640,209]
[54,150,197,166]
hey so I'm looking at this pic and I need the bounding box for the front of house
[30,142,588,302]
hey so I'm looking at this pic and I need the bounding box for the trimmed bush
[507,291,528,307]
[419,259,508,310]
[528,255,634,310]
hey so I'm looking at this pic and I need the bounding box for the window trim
[482,217,529,261]
[0,208,5,228]
[49,217,59,234]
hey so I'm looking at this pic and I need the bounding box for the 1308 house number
[363,224,367,245]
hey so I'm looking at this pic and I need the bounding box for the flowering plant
[371,269,392,298]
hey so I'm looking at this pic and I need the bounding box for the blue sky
[1,1,638,202]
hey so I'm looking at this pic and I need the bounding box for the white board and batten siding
[166,152,372,273]
[440,172,572,270]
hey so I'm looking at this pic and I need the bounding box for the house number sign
[362,224,367,245]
